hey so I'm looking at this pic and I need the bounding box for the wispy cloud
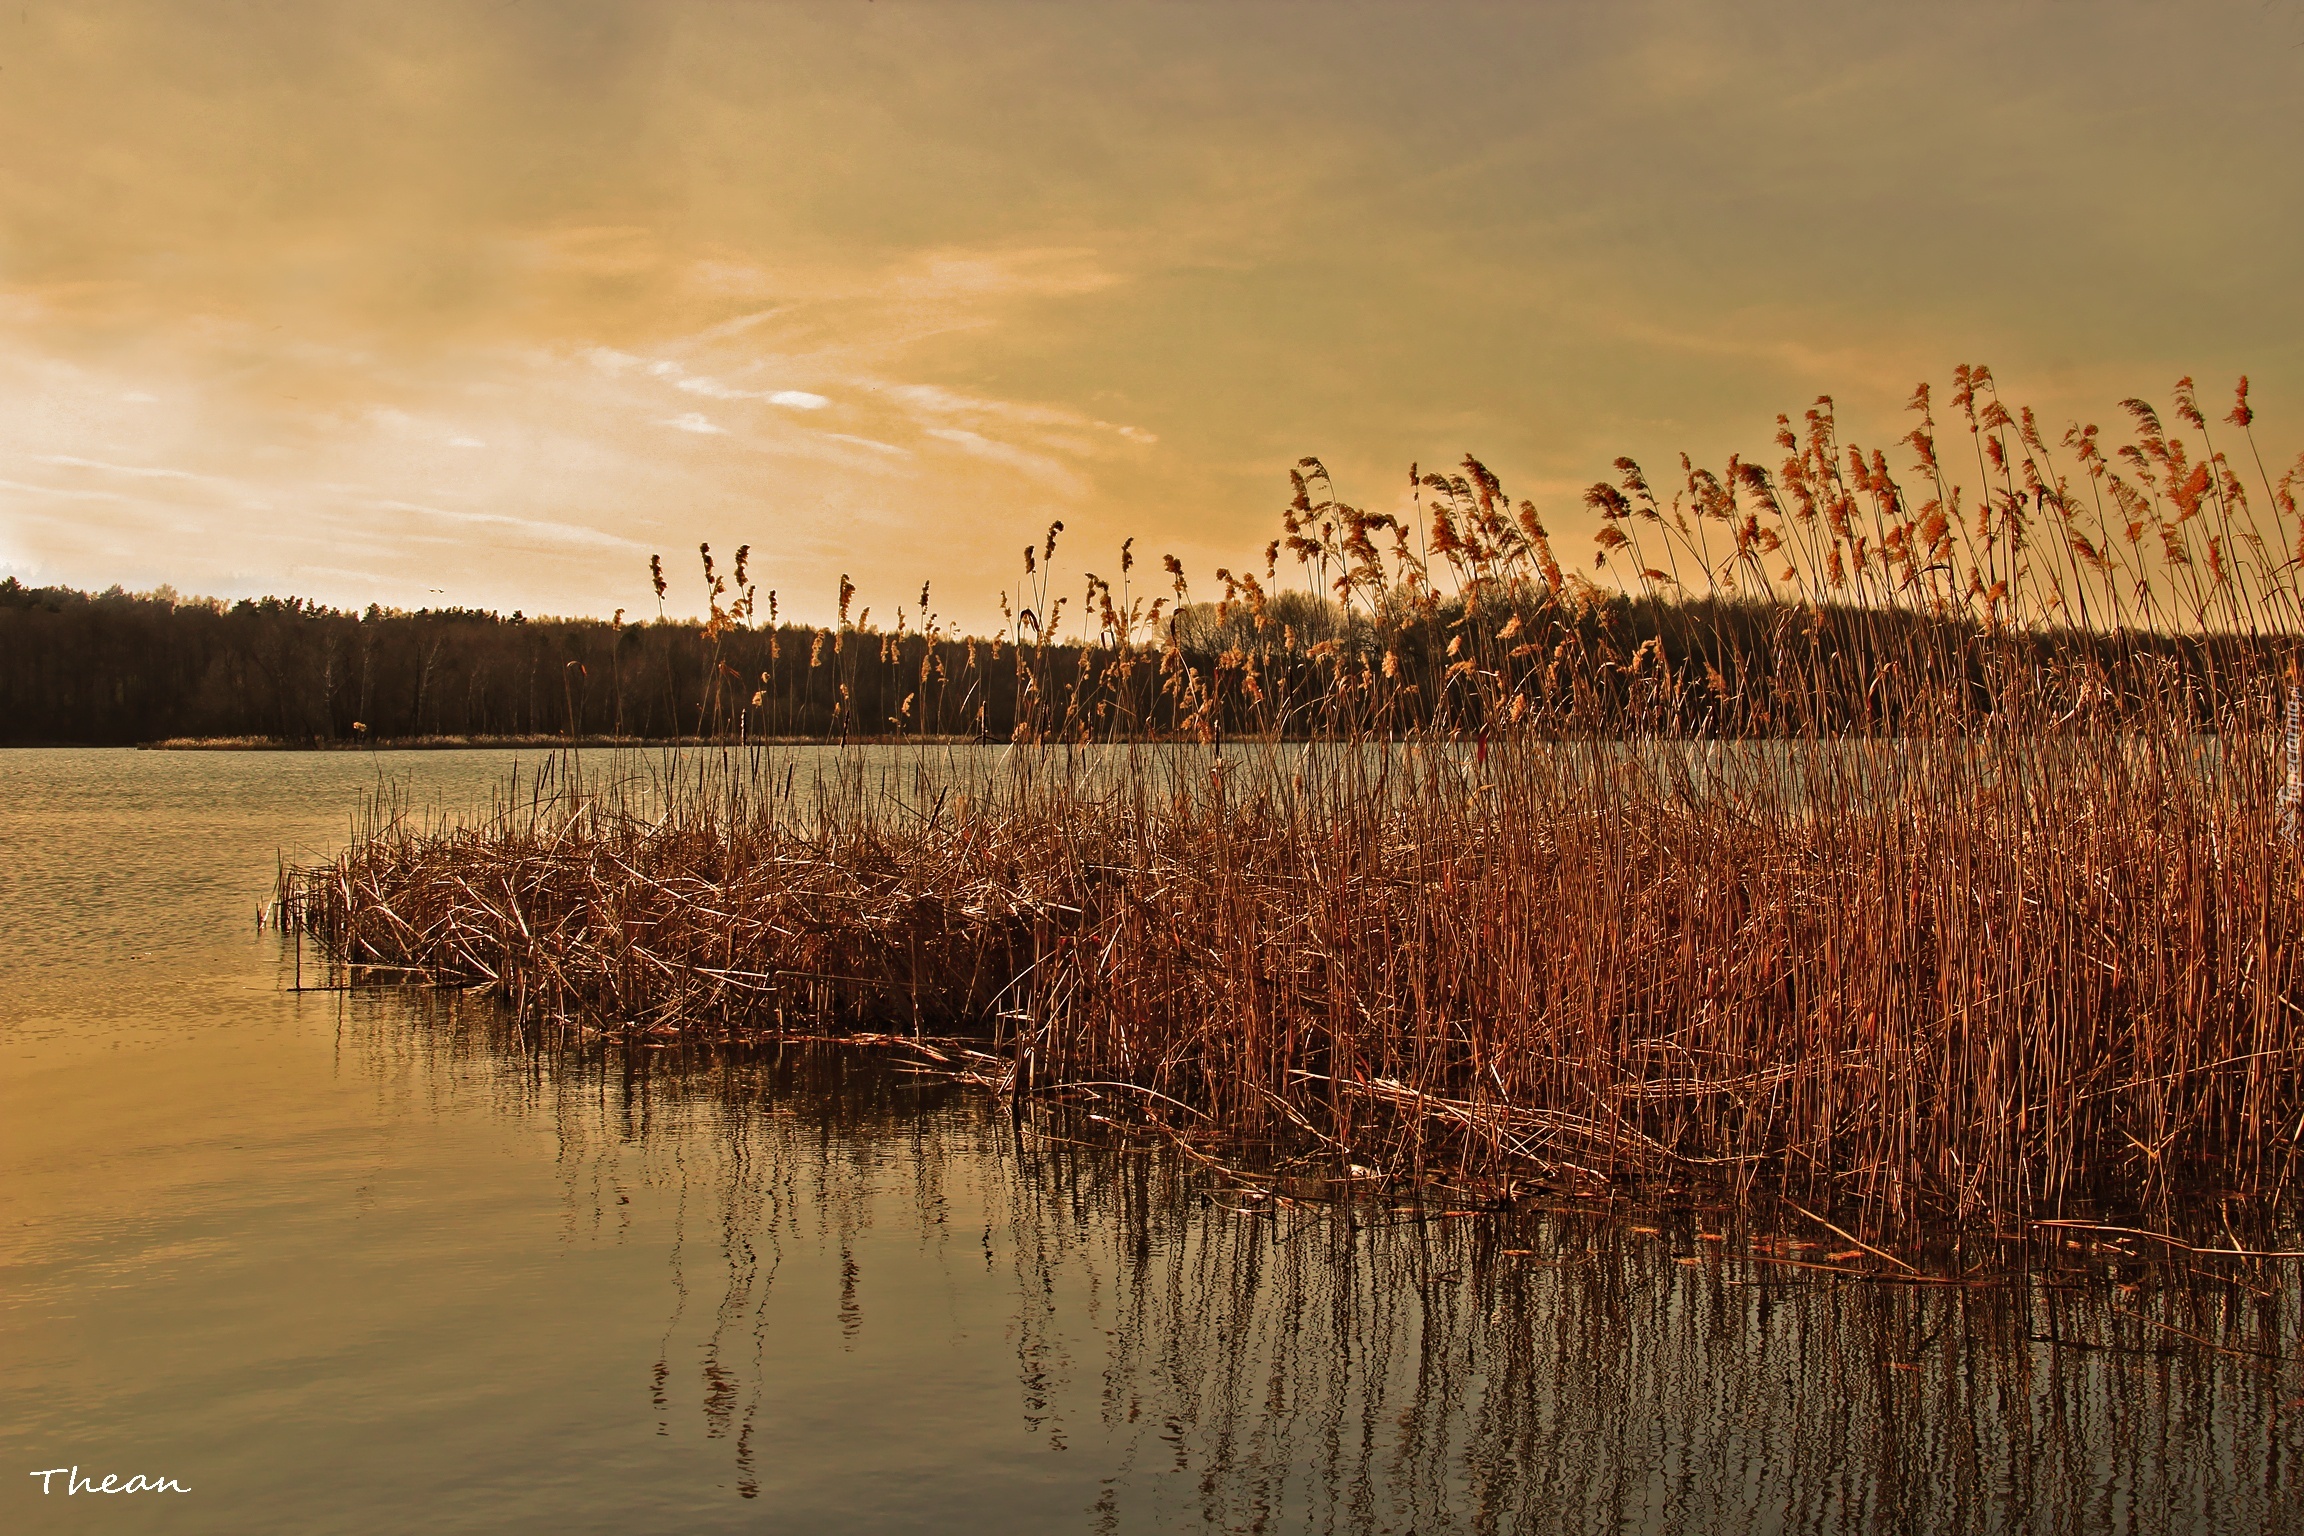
[822,432,911,457]
[674,375,831,409]
[691,308,789,343]
[0,476,136,503]
[1599,314,1936,402]
[35,453,210,482]
[924,426,1082,490]
[373,499,649,551]
[660,412,727,435]
[888,248,1119,304]
[879,381,1152,448]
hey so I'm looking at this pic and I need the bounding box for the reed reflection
[343,989,2304,1534]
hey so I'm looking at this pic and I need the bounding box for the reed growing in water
[280,368,2304,1226]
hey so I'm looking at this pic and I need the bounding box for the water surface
[3,747,2298,1533]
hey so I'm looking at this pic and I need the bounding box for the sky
[1,0,2299,630]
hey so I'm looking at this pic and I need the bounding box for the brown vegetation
[279,369,2304,1227]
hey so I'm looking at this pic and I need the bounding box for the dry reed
[280,369,2304,1228]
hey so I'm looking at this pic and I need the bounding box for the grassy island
[280,370,2304,1229]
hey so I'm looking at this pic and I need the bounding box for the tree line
[0,579,1023,745]
[1,574,2287,747]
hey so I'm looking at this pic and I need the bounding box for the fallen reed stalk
[280,369,2304,1228]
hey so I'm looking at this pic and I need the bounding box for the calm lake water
[3,746,2300,1533]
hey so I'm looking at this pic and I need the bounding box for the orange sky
[1,0,2298,630]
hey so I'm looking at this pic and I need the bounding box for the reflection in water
[347,989,2302,1534]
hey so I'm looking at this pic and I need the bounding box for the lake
[2,747,2297,1533]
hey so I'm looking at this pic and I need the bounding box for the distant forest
[0,579,1054,745]
[0,575,2284,746]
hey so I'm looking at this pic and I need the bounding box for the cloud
[878,381,1149,447]
[34,453,209,482]
[886,381,1046,422]
[890,248,1119,304]
[692,308,788,343]
[448,436,486,448]
[1598,313,1937,402]
[0,476,136,503]
[924,426,1081,490]
[674,375,831,409]
[822,432,911,457]
[661,412,726,435]
[373,499,649,551]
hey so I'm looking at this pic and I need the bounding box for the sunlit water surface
[2,746,2299,1534]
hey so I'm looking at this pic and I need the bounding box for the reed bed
[280,369,2304,1227]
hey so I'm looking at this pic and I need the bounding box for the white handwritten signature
[29,1467,190,1495]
